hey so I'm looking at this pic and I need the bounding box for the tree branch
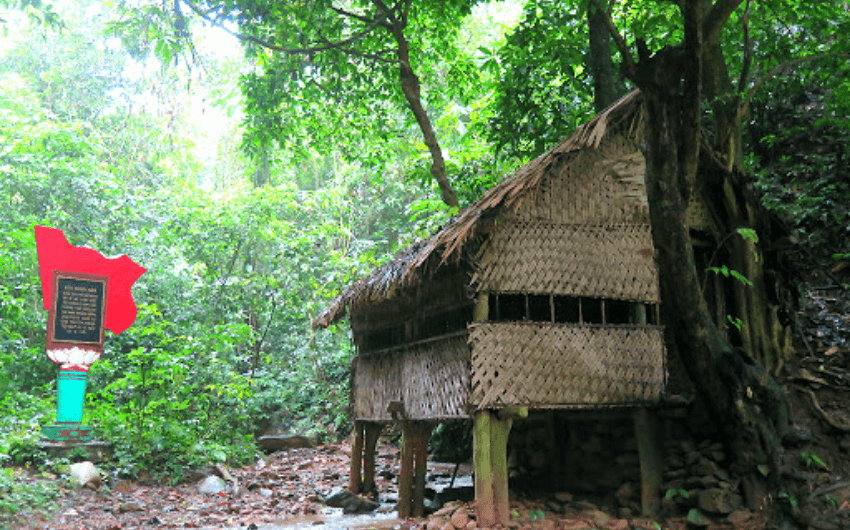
[180,0,391,60]
[742,52,850,111]
[590,0,636,77]
[807,388,850,432]
[736,0,752,95]
[703,0,744,45]
[373,0,400,28]
[329,5,376,26]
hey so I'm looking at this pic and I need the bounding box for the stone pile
[421,433,762,530]
[654,438,754,527]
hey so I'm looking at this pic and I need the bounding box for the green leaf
[735,228,758,243]
[730,270,754,287]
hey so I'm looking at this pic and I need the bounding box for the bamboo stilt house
[312,90,715,522]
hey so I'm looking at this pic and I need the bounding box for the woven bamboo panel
[519,136,709,231]
[468,322,665,409]
[521,141,650,225]
[472,222,660,302]
[352,333,471,421]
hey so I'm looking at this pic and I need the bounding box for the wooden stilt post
[398,422,415,518]
[634,407,662,516]
[545,411,563,491]
[474,410,495,527]
[474,406,526,528]
[349,421,365,493]
[396,421,432,518]
[494,407,526,525]
[491,416,511,526]
[363,422,383,495]
[412,423,432,517]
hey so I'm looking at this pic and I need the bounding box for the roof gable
[312,90,646,328]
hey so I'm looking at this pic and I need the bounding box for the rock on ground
[323,488,379,514]
[198,475,228,495]
[257,435,316,452]
[69,461,101,490]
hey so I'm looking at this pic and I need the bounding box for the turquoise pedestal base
[42,423,94,441]
[43,370,92,441]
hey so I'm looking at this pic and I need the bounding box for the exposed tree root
[806,388,850,432]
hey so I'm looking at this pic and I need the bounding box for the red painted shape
[35,226,146,335]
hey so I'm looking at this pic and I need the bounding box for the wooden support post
[491,414,513,526]
[349,421,365,493]
[474,292,489,322]
[398,422,415,518]
[634,407,662,516]
[475,407,524,527]
[545,411,562,491]
[412,423,432,517]
[497,406,528,421]
[631,303,647,326]
[474,410,495,527]
[363,422,383,495]
[397,422,432,518]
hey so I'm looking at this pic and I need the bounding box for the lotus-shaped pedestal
[46,347,102,371]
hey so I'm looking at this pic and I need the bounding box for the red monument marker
[35,226,146,441]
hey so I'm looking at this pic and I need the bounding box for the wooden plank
[363,422,382,494]
[359,330,469,357]
[398,423,414,518]
[474,410,495,527]
[634,408,662,516]
[349,421,364,493]
[412,423,432,517]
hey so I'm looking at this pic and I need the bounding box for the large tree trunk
[700,36,794,374]
[385,9,460,209]
[642,85,789,511]
[627,0,790,511]
[587,0,621,111]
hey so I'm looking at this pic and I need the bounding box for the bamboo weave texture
[468,322,665,409]
[352,334,470,421]
[473,222,660,302]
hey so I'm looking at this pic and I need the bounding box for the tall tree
[113,0,483,208]
[589,0,848,510]
[586,0,620,111]
[488,0,599,158]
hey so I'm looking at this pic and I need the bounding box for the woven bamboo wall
[472,221,659,302]
[352,333,471,421]
[520,140,650,225]
[468,322,665,409]
[516,136,709,230]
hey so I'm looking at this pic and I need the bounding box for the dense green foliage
[749,68,850,263]
[0,0,519,486]
[0,4,374,480]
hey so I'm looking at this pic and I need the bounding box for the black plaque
[53,276,106,345]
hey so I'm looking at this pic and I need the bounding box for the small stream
[215,461,475,530]
[212,510,403,530]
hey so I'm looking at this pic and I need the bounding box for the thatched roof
[312,90,645,329]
